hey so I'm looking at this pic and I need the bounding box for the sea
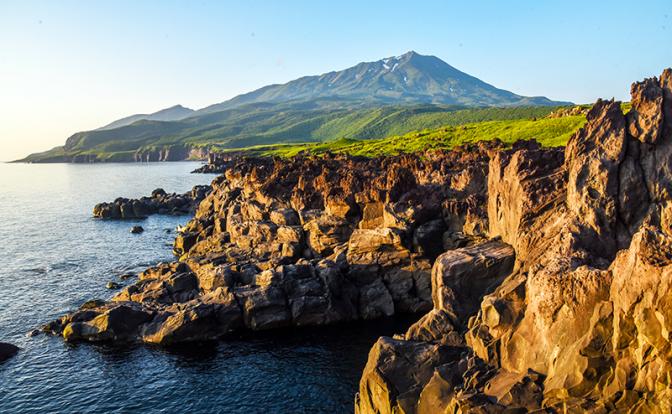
[0,161,412,413]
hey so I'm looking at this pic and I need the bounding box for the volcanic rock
[355,68,672,413]
[48,139,501,344]
[93,185,211,219]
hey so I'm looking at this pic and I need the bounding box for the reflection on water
[0,162,413,413]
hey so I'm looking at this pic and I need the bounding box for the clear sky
[1,0,671,161]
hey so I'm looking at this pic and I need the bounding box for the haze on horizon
[1,0,671,162]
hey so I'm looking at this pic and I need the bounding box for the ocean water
[0,162,412,413]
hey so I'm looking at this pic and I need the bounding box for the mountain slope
[21,104,567,162]
[198,51,566,114]
[97,105,195,130]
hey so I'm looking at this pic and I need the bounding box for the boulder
[62,303,152,342]
[355,337,461,414]
[93,185,212,219]
[142,289,243,345]
[0,342,19,363]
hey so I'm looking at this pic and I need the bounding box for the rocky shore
[191,153,243,174]
[44,70,672,411]
[92,185,211,219]
[355,69,672,412]
[45,137,501,343]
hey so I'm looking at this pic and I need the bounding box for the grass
[21,104,569,162]
[238,115,586,158]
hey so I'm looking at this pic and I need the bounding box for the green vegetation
[242,115,586,158]
[22,103,570,162]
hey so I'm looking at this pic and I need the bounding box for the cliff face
[133,144,210,162]
[355,70,672,413]
[44,139,504,344]
[24,144,211,163]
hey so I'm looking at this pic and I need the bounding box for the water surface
[0,162,410,413]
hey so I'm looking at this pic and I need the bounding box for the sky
[1,1,671,161]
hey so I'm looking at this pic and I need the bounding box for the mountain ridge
[197,51,566,114]
[97,104,195,131]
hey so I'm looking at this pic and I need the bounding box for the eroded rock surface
[48,141,503,344]
[355,69,672,413]
[93,185,211,219]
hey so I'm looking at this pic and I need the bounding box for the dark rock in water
[151,188,167,198]
[130,226,144,234]
[93,185,211,220]
[119,273,135,280]
[0,342,19,363]
[106,281,121,289]
[27,329,40,337]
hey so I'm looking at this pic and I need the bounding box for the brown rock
[627,77,665,143]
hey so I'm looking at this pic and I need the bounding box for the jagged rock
[142,288,242,344]
[355,69,672,413]
[487,140,565,257]
[62,303,152,342]
[355,337,463,414]
[51,141,503,344]
[627,77,665,144]
[431,241,514,320]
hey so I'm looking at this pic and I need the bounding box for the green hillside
[22,103,565,162]
[239,114,587,158]
[20,51,575,163]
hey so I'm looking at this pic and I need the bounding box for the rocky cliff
[43,70,672,412]
[355,70,672,413]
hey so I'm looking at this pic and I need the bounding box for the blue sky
[1,0,671,160]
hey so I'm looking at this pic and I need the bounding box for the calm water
[0,162,411,413]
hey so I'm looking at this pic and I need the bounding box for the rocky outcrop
[192,152,246,174]
[46,140,503,344]
[355,69,672,413]
[547,105,590,119]
[92,185,211,219]
[0,342,19,363]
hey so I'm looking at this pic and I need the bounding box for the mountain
[97,105,195,130]
[198,51,565,114]
[20,51,571,163]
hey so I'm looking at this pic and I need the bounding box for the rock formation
[192,152,245,174]
[355,69,672,413]
[45,69,672,412]
[92,185,211,219]
[45,140,502,344]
